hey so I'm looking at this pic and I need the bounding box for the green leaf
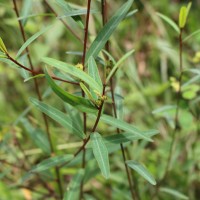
[103,130,159,145]
[64,104,83,136]
[80,82,96,103]
[16,25,52,59]
[45,70,97,113]
[156,12,180,34]
[56,0,84,29]
[24,74,45,82]
[0,37,8,54]
[99,114,154,141]
[126,160,156,185]
[179,3,192,29]
[18,13,54,20]
[85,0,133,63]
[106,49,135,83]
[88,56,103,88]
[160,187,188,200]
[30,98,85,139]
[31,155,73,173]
[57,9,98,19]
[43,57,102,93]
[152,105,177,114]
[183,29,200,42]
[21,118,51,154]
[91,132,110,179]
[179,6,187,28]
[64,169,85,200]
[21,0,32,26]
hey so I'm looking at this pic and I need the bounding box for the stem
[7,54,79,85]
[80,1,91,198]
[101,1,137,199]
[12,1,63,198]
[110,79,137,200]
[152,29,184,200]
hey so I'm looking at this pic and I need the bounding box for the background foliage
[0,0,200,200]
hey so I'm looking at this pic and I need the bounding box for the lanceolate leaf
[45,70,97,113]
[21,0,32,26]
[85,0,134,63]
[86,130,159,148]
[88,56,103,88]
[160,187,189,200]
[179,6,187,28]
[30,98,85,139]
[16,25,52,58]
[106,49,135,83]
[43,57,102,93]
[64,169,85,200]
[0,37,8,54]
[21,118,51,154]
[31,154,73,173]
[91,132,110,179]
[156,12,180,34]
[100,114,153,141]
[56,0,84,29]
[103,130,159,145]
[57,9,98,19]
[183,29,200,42]
[126,160,156,185]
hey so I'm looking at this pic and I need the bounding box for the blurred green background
[0,0,200,199]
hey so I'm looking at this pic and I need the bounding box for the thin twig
[12,0,63,198]
[152,29,184,200]
[101,1,137,199]
[80,1,92,198]
[7,54,79,85]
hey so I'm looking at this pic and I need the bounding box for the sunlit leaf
[0,37,8,54]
